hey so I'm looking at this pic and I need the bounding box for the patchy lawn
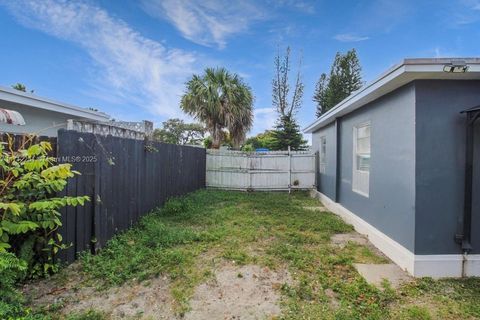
[25,190,480,319]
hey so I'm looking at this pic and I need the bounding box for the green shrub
[0,137,89,318]
[0,137,89,277]
[241,144,255,152]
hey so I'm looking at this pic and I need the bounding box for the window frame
[319,136,327,174]
[352,121,371,197]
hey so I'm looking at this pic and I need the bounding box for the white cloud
[141,0,265,49]
[1,0,200,119]
[451,0,480,25]
[251,107,277,136]
[333,33,370,42]
[268,0,316,14]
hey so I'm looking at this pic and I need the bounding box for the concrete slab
[353,263,412,289]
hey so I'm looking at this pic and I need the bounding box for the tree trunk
[211,125,222,149]
[231,132,244,150]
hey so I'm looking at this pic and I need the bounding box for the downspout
[456,107,480,276]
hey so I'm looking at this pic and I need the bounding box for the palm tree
[180,68,254,149]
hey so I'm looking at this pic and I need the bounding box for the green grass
[66,309,107,320]
[31,190,480,319]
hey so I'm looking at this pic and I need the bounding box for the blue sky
[1,0,480,137]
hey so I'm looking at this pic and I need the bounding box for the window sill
[352,188,369,198]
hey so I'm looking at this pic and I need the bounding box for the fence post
[248,152,253,191]
[288,146,291,194]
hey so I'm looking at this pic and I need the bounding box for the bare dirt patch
[184,264,292,320]
[25,261,292,319]
[24,264,176,319]
[324,288,340,310]
[331,232,388,258]
[330,232,369,248]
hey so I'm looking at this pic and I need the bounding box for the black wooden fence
[54,130,206,263]
[0,133,57,155]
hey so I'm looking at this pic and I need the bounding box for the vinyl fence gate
[206,149,316,191]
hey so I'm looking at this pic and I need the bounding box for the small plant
[144,142,158,153]
[0,252,40,319]
[203,136,213,149]
[397,305,432,320]
[66,309,107,320]
[160,196,193,216]
[0,252,26,311]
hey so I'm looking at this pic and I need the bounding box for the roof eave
[304,63,407,133]
[304,58,480,133]
[0,86,110,121]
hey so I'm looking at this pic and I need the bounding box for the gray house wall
[312,122,336,199]
[337,83,417,252]
[312,79,480,256]
[313,83,417,252]
[415,80,480,255]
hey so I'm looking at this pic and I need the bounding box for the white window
[352,122,370,197]
[319,136,326,174]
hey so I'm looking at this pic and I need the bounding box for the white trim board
[311,190,480,278]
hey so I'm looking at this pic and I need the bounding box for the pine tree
[314,49,363,117]
[270,46,308,151]
[271,115,307,151]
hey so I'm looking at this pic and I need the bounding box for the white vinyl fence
[206,149,316,191]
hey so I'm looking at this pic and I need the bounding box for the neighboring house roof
[0,85,110,122]
[304,58,480,133]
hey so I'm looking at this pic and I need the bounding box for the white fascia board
[0,86,110,122]
[304,60,480,133]
[304,64,407,133]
